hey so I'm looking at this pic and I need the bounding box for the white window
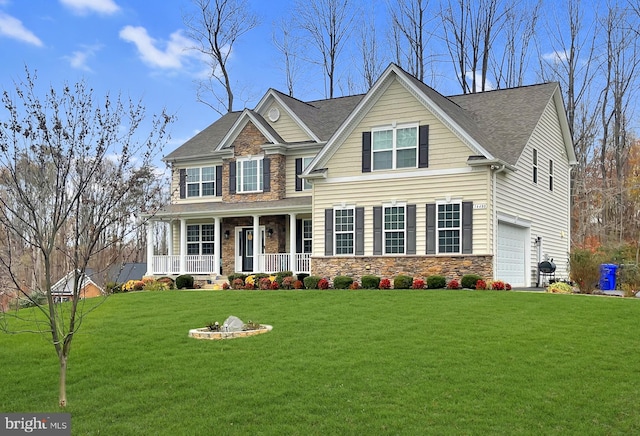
[437,203,461,254]
[532,149,538,184]
[549,160,554,191]
[302,157,314,190]
[186,167,215,197]
[186,224,215,255]
[236,157,263,193]
[372,124,418,170]
[384,204,405,254]
[302,219,312,253]
[334,207,354,255]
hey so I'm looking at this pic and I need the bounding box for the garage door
[496,222,528,287]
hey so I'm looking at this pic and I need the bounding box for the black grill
[538,260,556,274]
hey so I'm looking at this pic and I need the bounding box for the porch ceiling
[153,196,312,219]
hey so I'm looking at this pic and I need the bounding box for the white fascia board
[254,90,321,143]
[216,110,280,151]
[552,87,578,166]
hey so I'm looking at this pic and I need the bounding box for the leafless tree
[184,0,260,114]
[358,7,386,90]
[0,69,173,407]
[387,0,433,82]
[273,17,302,97]
[441,0,510,93]
[293,0,358,98]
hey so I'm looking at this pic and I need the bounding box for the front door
[241,228,254,272]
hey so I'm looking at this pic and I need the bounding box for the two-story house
[146,63,575,287]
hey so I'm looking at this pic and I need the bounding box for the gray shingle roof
[157,197,312,217]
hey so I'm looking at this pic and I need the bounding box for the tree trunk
[59,354,68,408]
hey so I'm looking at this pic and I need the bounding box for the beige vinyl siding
[496,97,572,282]
[264,103,312,143]
[327,79,473,178]
[312,169,491,257]
[285,153,316,197]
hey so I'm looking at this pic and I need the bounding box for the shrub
[275,271,293,286]
[447,279,460,289]
[175,275,194,290]
[122,280,136,292]
[105,281,121,294]
[461,274,482,289]
[318,278,330,289]
[143,280,168,292]
[270,281,279,290]
[244,282,255,290]
[619,264,640,297]
[569,248,603,294]
[293,280,304,289]
[379,278,391,289]
[492,280,505,290]
[254,273,270,281]
[281,276,295,290]
[232,278,244,290]
[412,278,425,289]
[547,282,573,294]
[304,275,321,290]
[259,277,272,290]
[349,281,360,290]
[222,282,230,290]
[244,275,256,286]
[296,273,309,282]
[394,274,413,289]
[475,279,487,290]
[505,283,512,291]
[361,275,381,289]
[227,273,247,283]
[427,275,446,289]
[333,275,354,289]
[157,277,175,290]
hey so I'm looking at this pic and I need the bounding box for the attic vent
[268,107,280,122]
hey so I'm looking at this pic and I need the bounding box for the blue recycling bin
[599,264,618,290]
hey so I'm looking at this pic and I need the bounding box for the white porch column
[252,215,260,273]
[145,221,154,276]
[167,220,174,256]
[289,214,297,273]
[214,217,221,277]
[179,218,187,274]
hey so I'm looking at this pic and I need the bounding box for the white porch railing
[151,253,311,275]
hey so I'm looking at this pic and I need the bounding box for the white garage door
[496,222,528,287]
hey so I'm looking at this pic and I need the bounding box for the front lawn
[1,290,639,434]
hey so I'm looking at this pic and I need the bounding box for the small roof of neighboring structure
[51,270,102,296]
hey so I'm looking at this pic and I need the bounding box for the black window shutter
[295,158,303,191]
[419,125,429,168]
[462,201,473,254]
[215,165,222,196]
[179,169,186,199]
[296,219,302,253]
[228,162,236,194]
[373,206,382,255]
[355,207,364,255]
[263,158,271,192]
[426,203,436,254]
[362,131,371,173]
[407,204,416,255]
[324,209,333,256]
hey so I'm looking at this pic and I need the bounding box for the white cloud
[465,71,495,92]
[543,50,569,64]
[63,44,102,71]
[0,12,43,46]
[59,0,120,15]
[119,26,198,70]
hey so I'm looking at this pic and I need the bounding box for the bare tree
[441,0,510,93]
[184,0,259,114]
[293,0,358,98]
[0,69,172,407]
[273,17,302,97]
[387,0,432,82]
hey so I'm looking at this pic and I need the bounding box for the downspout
[491,164,507,281]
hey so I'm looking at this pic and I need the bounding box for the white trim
[323,166,473,185]
[435,200,463,255]
[382,202,407,255]
[236,156,264,193]
[254,91,321,142]
[371,123,419,171]
[216,110,281,151]
[185,166,217,198]
[496,212,532,228]
[333,205,356,256]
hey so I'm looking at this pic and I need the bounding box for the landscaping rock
[223,315,244,332]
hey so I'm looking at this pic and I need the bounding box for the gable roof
[51,270,102,296]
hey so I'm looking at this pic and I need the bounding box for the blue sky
[0,0,296,155]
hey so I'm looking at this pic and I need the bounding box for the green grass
[2,290,640,435]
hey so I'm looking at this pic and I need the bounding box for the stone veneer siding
[311,255,493,283]
[223,123,287,202]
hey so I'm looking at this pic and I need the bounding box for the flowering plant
[379,278,391,289]
[447,279,460,289]
[293,280,304,289]
[318,278,330,289]
[492,280,505,290]
[475,279,487,290]
[412,279,425,289]
[232,278,244,290]
[259,277,272,290]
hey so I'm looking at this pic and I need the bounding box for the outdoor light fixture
[224,230,230,239]
[267,228,274,238]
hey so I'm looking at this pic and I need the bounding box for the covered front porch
[145,198,312,277]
